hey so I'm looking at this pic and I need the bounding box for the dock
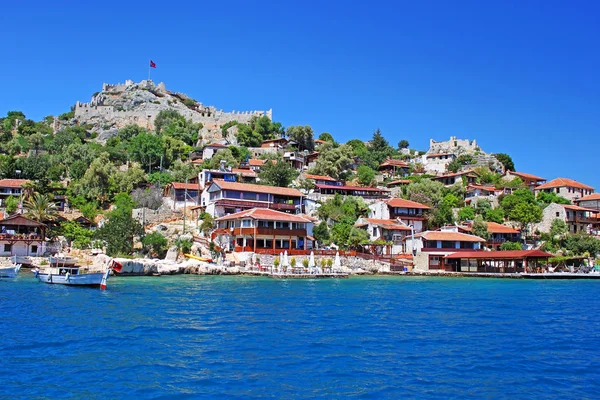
[241,270,349,279]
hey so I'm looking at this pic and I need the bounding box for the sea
[1,274,599,399]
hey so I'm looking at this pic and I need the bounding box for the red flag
[111,260,123,273]
[150,60,156,68]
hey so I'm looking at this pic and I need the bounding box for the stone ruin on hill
[421,136,504,174]
[70,79,272,144]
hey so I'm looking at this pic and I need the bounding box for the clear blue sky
[1,1,599,187]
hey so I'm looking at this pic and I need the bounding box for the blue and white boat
[34,266,110,289]
[0,263,21,279]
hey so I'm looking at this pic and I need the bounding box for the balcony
[233,227,307,237]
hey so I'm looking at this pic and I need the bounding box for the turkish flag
[150,60,156,68]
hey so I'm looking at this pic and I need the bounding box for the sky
[1,1,599,187]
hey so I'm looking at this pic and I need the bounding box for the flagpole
[148,60,151,81]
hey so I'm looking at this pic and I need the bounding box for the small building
[378,159,410,178]
[431,170,478,186]
[405,227,485,271]
[355,217,412,254]
[261,137,289,149]
[501,170,546,191]
[423,153,457,174]
[0,215,48,257]
[312,184,390,201]
[464,183,502,203]
[574,193,600,212]
[163,182,200,210]
[459,221,521,249]
[535,203,596,234]
[443,250,552,273]
[198,167,258,189]
[303,174,342,186]
[369,198,430,233]
[214,208,314,253]
[283,151,305,170]
[202,179,304,217]
[0,179,30,207]
[201,143,229,161]
[534,177,594,202]
[305,152,320,166]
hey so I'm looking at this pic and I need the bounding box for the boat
[49,255,77,267]
[12,255,33,266]
[34,266,111,288]
[0,263,21,278]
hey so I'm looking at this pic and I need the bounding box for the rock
[165,247,178,261]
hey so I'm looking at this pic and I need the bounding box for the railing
[0,233,43,241]
[232,227,308,236]
[253,249,357,256]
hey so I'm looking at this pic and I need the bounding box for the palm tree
[25,192,57,222]
[20,181,35,202]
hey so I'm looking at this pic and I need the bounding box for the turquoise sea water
[1,274,599,399]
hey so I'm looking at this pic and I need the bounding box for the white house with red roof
[213,208,314,253]
[202,179,304,217]
[431,170,479,186]
[378,158,410,178]
[355,217,412,254]
[201,142,229,160]
[501,170,546,191]
[369,198,430,233]
[534,177,594,202]
[0,179,30,207]
[458,221,521,249]
[0,214,48,257]
[163,182,200,210]
[404,226,485,271]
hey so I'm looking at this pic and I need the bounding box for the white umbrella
[334,251,341,273]
[309,251,316,274]
[283,251,289,267]
[278,252,283,273]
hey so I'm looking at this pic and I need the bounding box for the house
[56,212,97,230]
[163,182,200,210]
[0,214,48,257]
[404,227,485,271]
[574,193,600,212]
[201,143,229,160]
[305,152,320,166]
[303,174,342,186]
[534,177,594,202]
[283,151,305,170]
[355,217,412,254]
[432,170,478,186]
[261,137,289,149]
[423,153,457,174]
[501,170,546,190]
[464,183,502,203]
[369,198,430,233]
[0,179,30,207]
[202,179,304,217]
[213,208,314,253]
[378,159,410,178]
[311,184,390,202]
[459,221,521,249]
[535,203,596,234]
[443,250,552,273]
[198,167,258,188]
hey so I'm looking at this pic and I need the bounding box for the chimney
[219,159,226,171]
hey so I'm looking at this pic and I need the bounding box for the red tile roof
[576,193,600,202]
[444,250,552,259]
[379,159,409,168]
[0,214,47,227]
[204,143,228,149]
[486,222,520,234]
[303,174,338,182]
[385,198,430,209]
[215,208,312,223]
[432,170,479,180]
[210,179,303,197]
[314,139,326,144]
[364,218,412,230]
[562,204,596,212]
[0,179,30,188]
[467,183,497,192]
[426,153,455,158]
[169,182,199,191]
[315,184,389,192]
[535,177,594,191]
[231,168,257,177]
[387,179,411,187]
[504,170,546,182]
[418,231,486,242]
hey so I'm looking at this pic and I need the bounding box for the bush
[142,232,168,258]
[500,241,522,251]
[175,237,192,254]
[58,111,75,121]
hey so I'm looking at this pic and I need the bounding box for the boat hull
[0,264,21,278]
[36,272,106,286]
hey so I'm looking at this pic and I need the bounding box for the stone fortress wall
[74,80,272,131]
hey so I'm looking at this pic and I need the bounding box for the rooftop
[303,174,339,182]
[385,198,431,209]
[535,177,594,191]
[168,182,199,191]
[215,208,312,223]
[504,170,546,182]
[415,230,486,242]
[363,218,412,230]
[315,184,389,192]
[576,193,600,202]
[379,159,409,168]
[0,179,30,188]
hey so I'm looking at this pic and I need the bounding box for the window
[556,212,560,217]
[241,219,252,228]
[429,256,441,269]
[31,245,38,254]
[3,244,11,252]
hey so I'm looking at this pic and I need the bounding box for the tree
[431,194,458,227]
[484,208,505,224]
[24,192,57,222]
[128,133,164,172]
[550,219,568,239]
[236,116,283,147]
[132,187,164,210]
[313,221,330,246]
[537,191,571,207]
[61,220,94,249]
[501,189,537,217]
[347,227,370,249]
[142,232,168,258]
[500,241,522,250]
[77,153,115,201]
[564,234,600,257]
[398,140,409,149]
[474,198,492,215]
[203,149,239,170]
[258,157,299,187]
[287,125,315,152]
[458,206,475,222]
[199,213,215,236]
[494,153,515,172]
[318,132,335,143]
[95,194,143,256]
[356,165,376,186]
[308,143,353,179]
[510,202,542,237]
[118,124,146,141]
[112,164,147,194]
[346,139,368,159]
[4,196,19,215]
[404,179,445,207]
[472,216,490,240]
[364,129,393,169]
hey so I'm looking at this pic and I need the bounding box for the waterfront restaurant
[214,208,314,253]
[444,250,553,273]
[0,214,48,257]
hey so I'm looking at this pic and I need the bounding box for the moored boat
[49,255,77,267]
[0,263,21,278]
[34,266,111,288]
